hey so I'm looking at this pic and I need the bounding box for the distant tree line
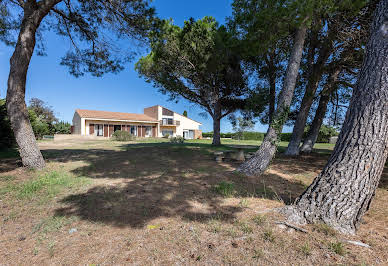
[203,124,338,143]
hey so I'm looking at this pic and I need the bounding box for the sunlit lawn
[1,137,386,265]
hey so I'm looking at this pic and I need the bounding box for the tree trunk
[238,25,308,175]
[268,68,276,124]
[300,68,341,153]
[285,38,332,156]
[299,94,330,153]
[212,104,221,146]
[265,52,277,124]
[284,0,388,234]
[6,2,58,169]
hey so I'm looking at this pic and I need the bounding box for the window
[114,125,121,132]
[130,125,137,136]
[183,130,194,139]
[162,130,173,137]
[145,126,152,137]
[95,124,103,136]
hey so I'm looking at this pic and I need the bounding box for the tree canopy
[1,0,156,77]
[136,16,254,145]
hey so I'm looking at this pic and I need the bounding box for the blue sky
[0,0,284,133]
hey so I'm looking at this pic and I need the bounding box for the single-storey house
[72,105,202,139]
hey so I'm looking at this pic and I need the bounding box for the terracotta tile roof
[75,109,157,122]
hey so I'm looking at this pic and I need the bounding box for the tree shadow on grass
[45,144,308,228]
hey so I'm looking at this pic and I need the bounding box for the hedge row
[202,131,264,141]
[203,126,338,143]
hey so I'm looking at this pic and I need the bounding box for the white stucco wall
[72,112,82,134]
[174,113,201,137]
[80,118,86,135]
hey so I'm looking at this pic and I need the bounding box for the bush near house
[170,136,185,144]
[112,130,135,141]
[54,121,72,134]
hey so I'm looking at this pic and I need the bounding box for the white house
[72,105,202,139]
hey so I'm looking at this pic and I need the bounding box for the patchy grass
[299,242,312,257]
[213,181,235,197]
[252,214,267,226]
[0,138,386,265]
[32,215,76,235]
[0,175,15,181]
[329,241,346,256]
[2,170,90,200]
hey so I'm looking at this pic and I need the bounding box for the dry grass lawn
[0,138,387,265]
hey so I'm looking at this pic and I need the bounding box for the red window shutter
[104,125,108,137]
[109,125,114,137]
[89,124,94,135]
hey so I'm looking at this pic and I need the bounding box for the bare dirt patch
[0,139,387,264]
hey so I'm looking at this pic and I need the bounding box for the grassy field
[0,138,387,264]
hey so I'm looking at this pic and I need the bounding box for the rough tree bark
[283,0,388,234]
[265,52,277,124]
[285,39,333,156]
[299,68,341,153]
[6,1,61,169]
[238,25,307,175]
[212,103,221,145]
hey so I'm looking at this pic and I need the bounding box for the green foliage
[213,181,235,197]
[2,1,156,77]
[203,131,265,140]
[234,131,265,141]
[280,133,293,142]
[53,121,71,134]
[170,136,185,144]
[28,98,57,126]
[162,133,170,139]
[308,124,339,143]
[28,109,51,140]
[183,110,188,117]
[112,130,135,141]
[26,98,72,139]
[136,17,249,138]
[230,115,255,140]
[203,132,214,138]
[0,98,15,148]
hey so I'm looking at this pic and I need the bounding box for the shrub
[170,136,184,144]
[54,121,71,134]
[315,125,339,143]
[221,132,233,138]
[163,133,170,139]
[112,130,135,141]
[0,99,15,148]
[202,132,213,138]
[280,133,292,142]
